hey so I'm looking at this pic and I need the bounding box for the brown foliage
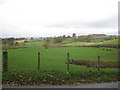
[53,37,63,43]
[24,40,28,43]
[2,46,28,49]
[72,33,76,37]
[73,37,77,42]
[71,60,119,68]
[2,39,9,46]
[43,43,49,49]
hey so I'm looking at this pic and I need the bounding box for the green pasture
[5,41,118,72]
[63,42,97,46]
[100,39,118,45]
[61,38,73,44]
[2,41,119,85]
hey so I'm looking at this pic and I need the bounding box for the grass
[2,40,119,85]
[6,46,118,72]
[100,39,118,45]
[63,39,119,47]
[61,38,74,44]
[63,42,97,46]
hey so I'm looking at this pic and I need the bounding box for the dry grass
[71,60,119,68]
[76,44,118,48]
[62,44,118,48]
[2,46,28,49]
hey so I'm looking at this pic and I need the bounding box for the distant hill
[89,34,106,38]
[62,39,119,48]
[99,39,118,45]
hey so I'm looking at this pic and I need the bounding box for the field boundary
[61,44,118,48]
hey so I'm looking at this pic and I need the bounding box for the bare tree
[72,33,76,37]
[63,35,66,38]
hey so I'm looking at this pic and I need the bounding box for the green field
[100,39,118,45]
[63,39,119,46]
[2,40,119,85]
[63,42,97,46]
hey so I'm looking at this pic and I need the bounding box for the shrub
[14,42,19,46]
[24,40,28,43]
[70,60,119,68]
[53,37,63,43]
[43,43,49,50]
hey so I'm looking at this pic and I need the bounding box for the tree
[43,43,49,50]
[2,38,9,46]
[14,42,19,46]
[7,37,15,41]
[46,38,50,43]
[67,36,71,38]
[40,37,43,40]
[44,38,46,40]
[72,33,76,37]
[53,37,63,43]
[114,36,117,39]
[8,41,14,46]
[31,37,33,40]
[24,40,28,43]
[46,39,50,43]
[7,37,15,46]
[0,37,1,44]
[63,35,66,38]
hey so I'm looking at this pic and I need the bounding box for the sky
[0,0,119,38]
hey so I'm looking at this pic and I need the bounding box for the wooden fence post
[38,52,40,70]
[98,56,100,80]
[67,53,70,72]
[3,51,8,72]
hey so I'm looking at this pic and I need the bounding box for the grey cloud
[44,16,117,29]
[87,16,117,28]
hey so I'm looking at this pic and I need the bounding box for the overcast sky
[0,0,119,38]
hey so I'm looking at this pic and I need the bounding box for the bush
[71,60,119,68]
[53,37,63,43]
[43,43,49,50]
[24,40,28,43]
[14,42,19,46]
[2,38,9,46]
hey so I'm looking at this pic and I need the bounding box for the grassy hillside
[2,39,119,85]
[63,39,119,46]
[100,39,118,45]
[63,42,97,46]
[5,41,118,72]
[61,38,73,44]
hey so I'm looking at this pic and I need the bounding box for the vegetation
[53,37,63,43]
[63,39,119,47]
[43,43,49,50]
[2,38,9,46]
[2,34,119,86]
[71,60,119,68]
